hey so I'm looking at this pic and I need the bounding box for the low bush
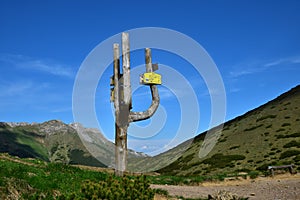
[276,128,285,132]
[281,123,291,127]
[276,132,300,139]
[229,145,240,150]
[218,138,227,143]
[79,175,154,200]
[244,124,263,132]
[202,154,245,169]
[256,115,276,122]
[256,161,277,172]
[264,132,270,136]
[280,150,300,159]
[248,171,259,179]
[294,155,300,162]
[283,140,300,148]
[265,124,272,128]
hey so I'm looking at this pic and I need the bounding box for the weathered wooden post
[111,32,161,176]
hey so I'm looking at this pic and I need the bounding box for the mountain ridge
[0,120,147,168]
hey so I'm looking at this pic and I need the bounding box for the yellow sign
[140,72,162,85]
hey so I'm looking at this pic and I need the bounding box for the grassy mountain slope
[0,120,147,168]
[134,85,300,175]
[0,120,107,167]
[0,123,49,161]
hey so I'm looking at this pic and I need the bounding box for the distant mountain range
[1,85,300,175]
[0,120,147,168]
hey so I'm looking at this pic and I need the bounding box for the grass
[16,134,48,160]
[0,154,158,199]
[0,158,108,198]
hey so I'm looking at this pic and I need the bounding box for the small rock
[250,193,255,196]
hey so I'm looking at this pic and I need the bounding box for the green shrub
[281,123,291,127]
[218,138,227,143]
[80,175,154,200]
[229,145,240,150]
[276,128,285,132]
[290,132,300,137]
[202,154,245,169]
[264,132,270,136]
[244,124,263,132]
[256,161,277,172]
[276,132,300,139]
[283,140,300,148]
[265,124,272,128]
[256,115,276,122]
[248,171,259,179]
[280,150,300,159]
[294,155,300,162]
[182,154,194,163]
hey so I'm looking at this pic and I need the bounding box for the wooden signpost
[111,32,161,176]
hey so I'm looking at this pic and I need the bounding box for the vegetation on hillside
[0,153,155,200]
[156,85,300,176]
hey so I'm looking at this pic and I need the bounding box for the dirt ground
[151,174,300,199]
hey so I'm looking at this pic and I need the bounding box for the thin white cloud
[263,59,284,67]
[229,55,300,78]
[0,53,75,78]
[0,81,33,97]
[264,56,300,67]
[51,107,72,113]
[229,69,257,77]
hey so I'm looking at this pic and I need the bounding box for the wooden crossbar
[268,164,295,176]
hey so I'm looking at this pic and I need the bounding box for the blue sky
[1,0,300,155]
